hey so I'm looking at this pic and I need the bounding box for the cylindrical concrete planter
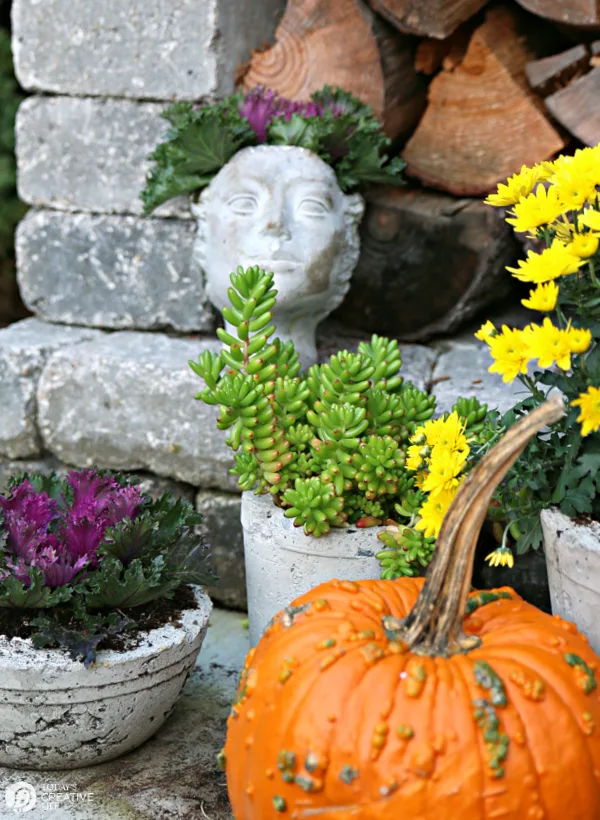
[241,491,382,645]
[541,508,600,655]
[0,586,212,770]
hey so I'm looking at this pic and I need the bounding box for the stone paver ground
[0,609,248,820]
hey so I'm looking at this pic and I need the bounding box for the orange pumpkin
[225,397,600,819]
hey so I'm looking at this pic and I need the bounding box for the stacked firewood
[239,0,600,339]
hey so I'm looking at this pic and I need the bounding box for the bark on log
[242,0,427,141]
[368,0,489,40]
[402,5,566,196]
[515,0,600,29]
[414,27,472,74]
[545,66,600,145]
[525,44,590,96]
[333,187,518,341]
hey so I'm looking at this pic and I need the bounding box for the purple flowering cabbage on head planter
[0,470,214,665]
[141,84,405,215]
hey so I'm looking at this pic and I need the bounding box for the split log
[525,44,590,96]
[368,0,488,40]
[242,0,427,141]
[545,66,600,145]
[402,5,566,196]
[414,26,472,74]
[514,0,600,29]
[333,187,518,341]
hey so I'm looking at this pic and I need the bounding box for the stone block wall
[4,0,524,610]
[5,0,288,609]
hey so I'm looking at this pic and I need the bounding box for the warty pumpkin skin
[225,397,600,819]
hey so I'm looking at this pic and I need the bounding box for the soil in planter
[0,583,198,651]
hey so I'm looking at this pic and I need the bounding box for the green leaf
[141,102,256,214]
[30,612,135,668]
[515,515,544,554]
[0,567,72,609]
[84,555,174,609]
[267,114,319,150]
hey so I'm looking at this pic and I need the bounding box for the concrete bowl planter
[541,508,600,654]
[0,586,212,770]
[241,491,382,645]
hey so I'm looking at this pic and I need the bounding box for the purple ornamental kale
[238,86,342,144]
[0,471,144,590]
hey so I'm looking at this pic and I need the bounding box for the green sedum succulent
[191,265,438,543]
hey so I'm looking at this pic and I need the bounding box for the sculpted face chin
[193,145,364,366]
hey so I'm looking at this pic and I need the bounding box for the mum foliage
[191,266,497,578]
[478,144,600,561]
[140,85,405,214]
[0,470,214,664]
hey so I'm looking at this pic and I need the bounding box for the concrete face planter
[241,491,381,645]
[191,145,365,368]
[0,586,212,770]
[541,508,600,654]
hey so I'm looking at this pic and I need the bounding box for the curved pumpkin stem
[388,395,565,657]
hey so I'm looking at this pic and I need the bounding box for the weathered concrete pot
[541,508,600,654]
[241,491,381,645]
[0,586,212,769]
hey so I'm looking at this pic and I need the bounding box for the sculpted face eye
[296,197,331,219]
[227,194,259,216]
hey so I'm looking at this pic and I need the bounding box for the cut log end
[545,66,600,146]
[243,0,427,141]
[402,4,566,196]
[515,0,600,29]
[368,0,490,39]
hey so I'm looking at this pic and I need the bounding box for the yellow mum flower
[421,447,468,497]
[406,443,426,473]
[420,412,469,454]
[415,487,458,538]
[475,320,496,341]
[566,327,592,355]
[579,209,600,232]
[485,164,550,208]
[524,318,572,370]
[572,386,600,437]
[552,146,600,189]
[485,547,514,569]
[487,325,531,383]
[521,281,559,312]
[566,232,599,258]
[507,241,582,284]
[505,184,565,233]
[550,167,598,211]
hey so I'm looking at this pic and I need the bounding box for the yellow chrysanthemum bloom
[505,184,565,233]
[579,209,600,232]
[485,547,514,569]
[485,164,551,208]
[406,443,426,473]
[521,281,559,312]
[421,447,468,497]
[487,325,531,383]
[419,412,469,454]
[524,318,572,370]
[507,241,582,284]
[551,146,600,189]
[567,232,599,259]
[572,386,600,437]
[550,167,598,211]
[566,326,592,355]
[415,487,458,538]
[474,320,496,341]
